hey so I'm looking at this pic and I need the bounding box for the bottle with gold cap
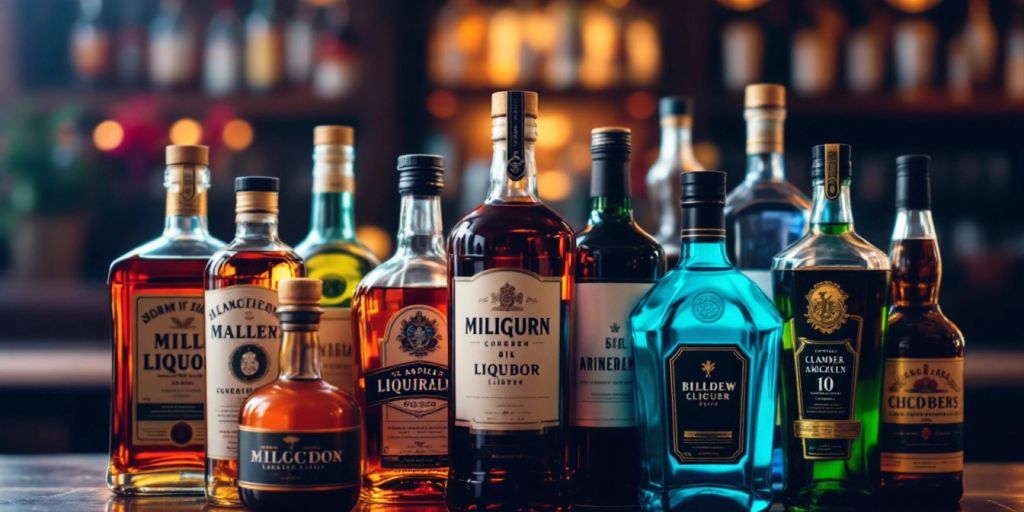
[725,83,809,298]
[238,277,362,511]
[204,176,304,506]
[295,125,379,396]
[447,91,575,510]
[107,144,225,495]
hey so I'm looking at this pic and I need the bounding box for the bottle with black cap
[107,145,225,495]
[880,155,964,506]
[645,96,706,266]
[772,144,890,511]
[630,170,782,512]
[204,176,304,506]
[352,154,449,504]
[570,127,665,507]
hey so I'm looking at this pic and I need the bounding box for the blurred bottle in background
[71,0,113,87]
[894,16,937,97]
[722,18,764,92]
[149,0,198,90]
[115,0,146,87]
[203,0,242,96]
[1005,0,1024,98]
[245,0,284,93]
[963,0,997,88]
[313,2,360,99]
[845,10,887,94]
[286,1,316,87]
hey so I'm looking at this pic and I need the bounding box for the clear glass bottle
[296,126,379,395]
[631,171,782,512]
[725,83,810,297]
[107,145,225,495]
[772,144,890,511]
[646,96,705,266]
[203,0,242,96]
[245,0,284,93]
[353,155,449,504]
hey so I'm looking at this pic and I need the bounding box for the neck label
[824,143,840,200]
[506,92,526,182]
[167,164,206,216]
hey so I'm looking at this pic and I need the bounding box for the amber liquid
[108,256,207,494]
[354,286,449,504]
[447,202,574,511]
[204,250,304,506]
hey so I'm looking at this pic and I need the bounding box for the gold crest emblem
[805,281,848,334]
[701,360,716,378]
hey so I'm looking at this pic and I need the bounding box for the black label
[364,361,450,407]
[666,345,748,463]
[881,423,963,454]
[506,91,526,181]
[238,427,360,490]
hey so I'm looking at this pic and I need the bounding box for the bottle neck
[278,327,322,380]
[235,212,281,240]
[162,214,211,238]
[890,208,941,307]
[658,118,699,166]
[163,163,212,238]
[395,194,445,258]
[589,156,633,224]
[679,202,730,268]
[309,191,357,240]
[745,152,786,183]
[810,180,854,234]
[486,117,540,203]
[744,105,785,182]
[309,143,357,241]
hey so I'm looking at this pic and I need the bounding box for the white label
[204,285,281,460]
[453,269,563,431]
[133,294,206,447]
[742,269,773,300]
[320,307,356,394]
[572,282,652,428]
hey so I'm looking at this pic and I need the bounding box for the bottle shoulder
[241,379,361,427]
[296,236,380,267]
[576,219,662,252]
[772,230,890,271]
[450,202,574,240]
[887,307,966,356]
[206,243,305,274]
[725,180,811,216]
[356,254,447,292]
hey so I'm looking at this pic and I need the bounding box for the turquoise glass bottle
[630,170,782,512]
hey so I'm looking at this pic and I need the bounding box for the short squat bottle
[238,277,362,511]
[631,170,782,512]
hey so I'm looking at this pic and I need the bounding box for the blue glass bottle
[631,170,782,512]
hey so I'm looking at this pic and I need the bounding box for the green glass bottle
[295,125,379,395]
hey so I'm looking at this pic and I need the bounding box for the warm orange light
[626,91,658,119]
[427,90,459,119]
[455,11,487,53]
[169,118,203,145]
[715,0,771,11]
[537,112,572,150]
[884,0,941,13]
[604,0,631,8]
[523,9,556,52]
[538,170,574,202]
[580,6,619,89]
[357,225,393,261]
[694,141,721,171]
[222,119,254,151]
[626,17,661,86]
[92,120,124,151]
[487,8,522,86]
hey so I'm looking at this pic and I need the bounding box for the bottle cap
[590,127,631,157]
[744,83,786,109]
[235,176,279,192]
[166,145,209,165]
[659,96,692,117]
[811,144,852,200]
[491,91,539,118]
[313,125,354,146]
[234,176,279,214]
[680,171,726,240]
[895,154,931,210]
[680,170,726,205]
[278,278,323,307]
[397,154,445,194]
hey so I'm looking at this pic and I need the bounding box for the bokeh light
[357,225,393,261]
[427,90,458,119]
[222,119,254,151]
[92,120,124,152]
[538,170,573,202]
[537,112,572,150]
[169,118,203,145]
[626,91,658,119]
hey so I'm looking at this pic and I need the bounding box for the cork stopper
[745,83,786,109]
[314,125,354,146]
[491,91,539,118]
[278,278,323,308]
[166,145,209,165]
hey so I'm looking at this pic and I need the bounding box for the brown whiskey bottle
[880,155,965,505]
[238,278,362,511]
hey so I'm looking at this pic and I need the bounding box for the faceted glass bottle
[108,145,225,495]
[238,278,362,511]
[447,91,575,511]
[353,155,450,504]
[645,96,705,266]
[631,171,782,512]
[296,125,379,395]
[880,155,965,506]
[725,83,810,297]
[772,144,891,511]
[204,177,304,506]
[571,128,665,507]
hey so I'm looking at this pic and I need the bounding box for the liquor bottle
[70,0,112,87]
[238,278,362,511]
[631,171,783,512]
[313,3,361,99]
[204,176,304,506]
[571,127,665,507]
[203,0,242,96]
[447,91,575,511]
[773,144,890,511]
[646,96,705,266]
[149,0,197,90]
[725,83,810,297]
[285,1,315,87]
[880,155,965,505]
[107,145,225,495]
[296,126,379,394]
[245,0,284,93]
[353,154,449,504]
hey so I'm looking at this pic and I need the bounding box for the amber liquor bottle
[880,155,965,505]
[353,154,449,504]
[571,128,664,507]
[447,91,575,511]
[107,145,225,495]
[204,177,304,506]
[238,278,362,511]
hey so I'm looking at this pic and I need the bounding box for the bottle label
[364,305,449,468]
[741,269,773,300]
[572,282,652,428]
[506,91,526,181]
[320,307,356,393]
[791,280,864,460]
[453,268,563,431]
[880,358,964,473]
[665,345,749,463]
[238,426,361,491]
[824,143,841,200]
[205,285,281,460]
[132,294,206,447]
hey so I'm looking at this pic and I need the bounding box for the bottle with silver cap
[107,144,225,495]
